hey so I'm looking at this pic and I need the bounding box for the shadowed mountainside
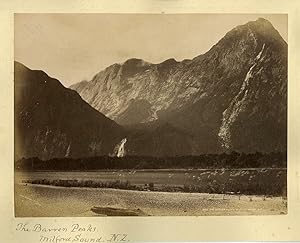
[14,62,125,160]
[71,18,287,154]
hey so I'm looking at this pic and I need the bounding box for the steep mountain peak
[248,18,282,35]
[14,61,65,90]
[122,58,151,67]
[157,58,179,68]
[70,18,287,155]
[249,17,273,27]
[119,58,152,80]
[233,17,275,32]
[15,61,29,71]
[192,17,286,67]
[229,17,285,44]
[160,58,178,65]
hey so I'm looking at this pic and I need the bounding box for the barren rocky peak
[71,18,286,122]
[70,18,287,154]
[16,18,287,159]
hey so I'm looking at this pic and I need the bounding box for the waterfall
[117,138,127,157]
[65,143,71,157]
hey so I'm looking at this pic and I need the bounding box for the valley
[14,16,288,217]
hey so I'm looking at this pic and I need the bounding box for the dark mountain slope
[15,62,125,159]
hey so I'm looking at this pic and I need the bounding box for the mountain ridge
[15,17,287,159]
[70,17,287,154]
[14,61,125,160]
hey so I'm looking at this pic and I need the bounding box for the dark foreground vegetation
[15,152,286,171]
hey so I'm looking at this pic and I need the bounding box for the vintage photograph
[14,13,287,217]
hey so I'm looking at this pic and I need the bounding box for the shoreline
[15,167,287,173]
[15,183,287,217]
[16,183,286,200]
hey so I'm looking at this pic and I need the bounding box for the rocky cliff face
[14,62,125,160]
[71,18,287,154]
[70,58,183,125]
[16,18,287,160]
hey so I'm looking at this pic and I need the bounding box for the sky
[15,14,287,87]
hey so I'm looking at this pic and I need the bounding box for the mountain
[124,122,197,156]
[71,18,287,154]
[14,62,125,160]
[15,18,287,160]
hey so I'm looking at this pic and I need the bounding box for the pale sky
[15,14,287,87]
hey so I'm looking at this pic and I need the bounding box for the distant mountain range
[15,18,287,159]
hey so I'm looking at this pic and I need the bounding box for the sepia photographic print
[14,13,287,217]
